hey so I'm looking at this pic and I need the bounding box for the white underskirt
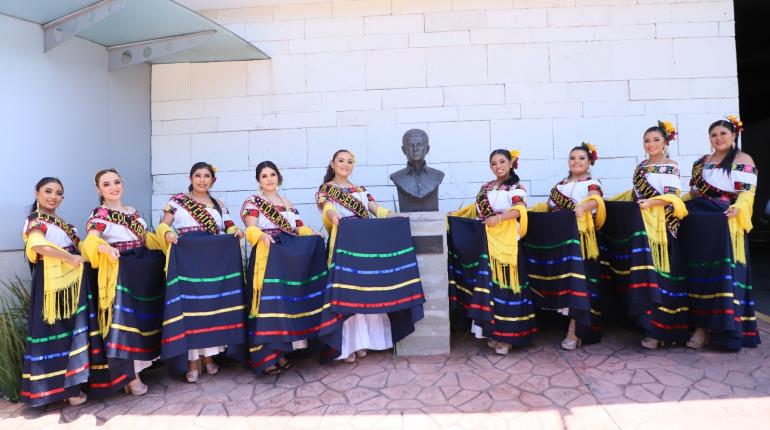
[337,313,393,360]
[188,346,226,361]
[134,357,158,374]
[292,340,308,350]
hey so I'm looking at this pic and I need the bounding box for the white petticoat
[337,313,393,360]
[188,346,226,361]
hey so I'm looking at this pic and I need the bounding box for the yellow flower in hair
[584,142,596,153]
[509,149,520,161]
[662,121,675,134]
[211,166,218,174]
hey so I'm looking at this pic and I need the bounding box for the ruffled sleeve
[732,164,758,193]
[241,196,259,223]
[511,184,527,206]
[586,179,603,196]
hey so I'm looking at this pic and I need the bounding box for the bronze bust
[390,129,444,212]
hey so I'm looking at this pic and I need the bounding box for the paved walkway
[3,320,770,430]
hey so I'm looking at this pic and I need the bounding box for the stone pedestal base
[396,211,450,356]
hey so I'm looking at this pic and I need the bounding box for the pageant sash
[28,211,80,246]
[317,184,369,219]
[171,193,220,235]
[248,196,296,234]
[549,185,576,211]
[90,208,146,244]
[633,164,680,236]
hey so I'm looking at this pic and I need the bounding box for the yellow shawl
[485,205,528,294]
[24,232,83,324]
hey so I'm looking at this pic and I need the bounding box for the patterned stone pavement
[3,319,770,430]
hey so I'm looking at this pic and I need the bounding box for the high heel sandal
[561,328,582,351]
[686,329,710,349]
[263,365,282,376]
[205,362,219,375]
[124,379,148,396]
[355,350,367,358]
[495,343,511,355]
[641,337,664,349]
[487,339,499,349]
[67,392,87,406]
[186,358,200,383]
[343,353,356,363]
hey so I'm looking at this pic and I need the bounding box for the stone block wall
[153,0,738,230]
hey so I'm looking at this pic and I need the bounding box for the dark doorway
[734,0,770,313]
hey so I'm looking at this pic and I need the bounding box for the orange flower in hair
[726,115,744,134]
[509,149,520,169]
[583,142,598,162]
[658,120,677,141]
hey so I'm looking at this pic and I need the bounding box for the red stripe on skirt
[252,315,343,337]
[162,323,244,344]
[89,373,128,389]
[493,327,538,337]
[108,342,160,353]
[331,293,424,309]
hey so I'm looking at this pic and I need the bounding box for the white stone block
[593,24,656,41]
[485,8,547,28]
[306,17,365,38]
[216,7,274,24]
[152,121,161,136]
[515,159,560,181]
[471,27,593,44]
[190,131,249,171]
[521,102,582,118]
[332,0,392,17]
[348,165,391,186]
[204,96,262,118]
[427,46,487,86]
[425,10,486,32]
[218,115,277,132]
[629,77,738,100]
[444,85,505,106]
[672,37,736,78]
[152,135,191,175]
[670,1,733,23]
[609,4,671,25]
[456,0,514,10]
[289,37,349,54]
[583,101,645,117]
[151,63,190,101]
[549,39,673,82]
[349,34,410,50]
[262,94,323,114]
[255,41,290,57]
[275,3,331,21]
[458,104,521,121]
[365,14,424,34]
[248,56,307,95]
[676,113,720,156]
[392,0,452,14]
[719,21,735,37]
[409,31,470,48]
[190,62,247,99]
[552,116,660,158]
[222,23,246,40]
[322,90,382,111]
[381,87,443,108]
[656,22,719,39]
[590,157,641,180]
[152,100,205,121]
[306,52,366,91]
[644,98,739,116]
[491,119,553,159]
[397,106,458,123]
[275,112,337,129]
[338,109,397,126]
[161,118,218,135]
[427,121,490,162]
[249,129,308,168]
[515,0,574,7]
[448,161,494,186]
[365,48,427,89]
[246,20,305,42]
[548,6,610,27]
[506,81,629,103]
[488,44,549,83]
[279,166,328,189]
[307,126,368,167]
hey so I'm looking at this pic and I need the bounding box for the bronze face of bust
[389,129,444,212]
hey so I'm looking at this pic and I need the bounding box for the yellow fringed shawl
[82,234,119,337]
[449,203,478,219]
[24,232,83,324]
[640,195,687,273]
[246,225,270,317]
[575,195,605,260]
[729,192,754,265]
[486,205,527,294]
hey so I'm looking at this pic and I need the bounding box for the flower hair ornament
[211,165,218,174]
[726,115,744,135]
[582,142,599,163]
[658,120,677,141]
[509,149,520,169]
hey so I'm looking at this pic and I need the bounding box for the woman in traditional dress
[632,122,689,348]
[682,117,759,350]
[241,161,322,375]
[546,143,605,350]
[82,169,167,397]
[159,162,245,382]
[21,178,89,406]
[317,149,423,363]
[449,149,535,355]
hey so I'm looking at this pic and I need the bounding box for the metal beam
[107,30,216,71]
[43,0,127,52]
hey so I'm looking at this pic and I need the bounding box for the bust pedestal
[396,211,450,356]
